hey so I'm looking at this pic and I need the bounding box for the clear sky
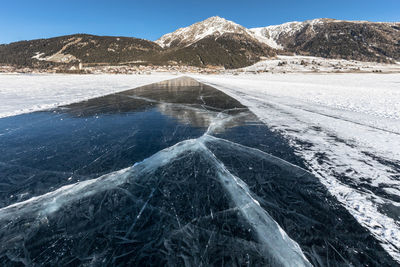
[1,0,399,44]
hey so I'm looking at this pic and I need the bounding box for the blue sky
[1,0,399,44]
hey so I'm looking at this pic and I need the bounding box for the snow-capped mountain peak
[249,18,400,62]
[249,18,351,49]
[249,18,369,45]
[155,16,256,48]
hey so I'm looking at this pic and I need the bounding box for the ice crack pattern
[0,77,397,266]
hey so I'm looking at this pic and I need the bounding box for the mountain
[0,18,276,70]
[155,16,276,68]
[250,18,400,63]
[0,34,162,68]
[156,16,261,48]
[1,17,399,70]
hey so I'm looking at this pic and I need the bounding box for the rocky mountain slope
[155,16,276,68]
[0,34,163,68]
[156,16,260,48]
[1,17,399,70]
[250,18,400,63]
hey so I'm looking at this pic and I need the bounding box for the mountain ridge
[1,16,399,70]
[250,18,400,63]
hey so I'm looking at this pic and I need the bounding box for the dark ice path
[0,77,396,266]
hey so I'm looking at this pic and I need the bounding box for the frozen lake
[0,77,397,266]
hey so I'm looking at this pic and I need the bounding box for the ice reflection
[156,76,204,87]
[157,103,215,128]
[157,102,253,132]
[124,77,246,112]
[62,76,251,131]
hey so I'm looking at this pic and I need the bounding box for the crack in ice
[0,111,311,266]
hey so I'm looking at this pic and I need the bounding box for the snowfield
[240,55,400,73]
[0,73,176,118]
[1,72,400,262]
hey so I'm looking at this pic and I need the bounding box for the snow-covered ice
[0,73,177,118]
[193,73,400,262]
